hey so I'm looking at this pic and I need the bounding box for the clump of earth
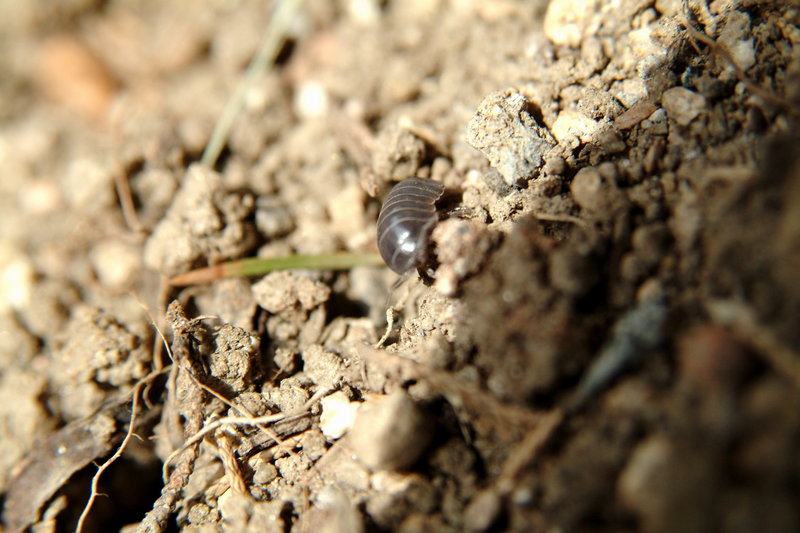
[1,1,799,532]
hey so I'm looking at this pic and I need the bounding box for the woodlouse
[377,177,445,274]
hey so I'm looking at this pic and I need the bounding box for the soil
[1,0,800,532]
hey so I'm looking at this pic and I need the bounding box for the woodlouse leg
[374,271,414,347]
[374,308,396,348]
[444,205,478,219]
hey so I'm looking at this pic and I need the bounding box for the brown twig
[136,441,201,533]
[135,301,207,533]
[113,161,144,233]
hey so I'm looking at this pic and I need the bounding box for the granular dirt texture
[1,1,800,532]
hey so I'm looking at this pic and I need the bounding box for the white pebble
[0,248,33,312]
[347,391,431,471]
[294,81,330,120]
[551,109,601,143]
[320,391,360,440]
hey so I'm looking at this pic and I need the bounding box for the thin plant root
[160,388,331,484]
[374,307,396,348]
[75,383,142,533]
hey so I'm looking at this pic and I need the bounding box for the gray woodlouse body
[377,177,445,274]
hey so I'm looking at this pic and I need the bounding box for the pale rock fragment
[661,87,707,127]
[320,391,360,440]
[551,109,601,143]
[348,391,432,470]
[466,91,555,186]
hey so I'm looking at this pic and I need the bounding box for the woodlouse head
[376,177,445,274]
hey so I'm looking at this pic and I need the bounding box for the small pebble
[293,80,330,120]
[661,87,707,127]
[348,391,432,471]
[551,109,600,143]
[617,434,714,533]
[615,101,657,130]
[617,435,674,524]
[612,78,648,108]
[320,391,360,440]
[367,471,438,528]
[251,454,278,485]
[718,10,756,72]
[0,250,33,312]
[464,489,502,532]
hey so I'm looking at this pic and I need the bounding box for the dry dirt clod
[347,391,432,471]
[570,166,629,221]
[717,9,756,73]
[50,305,151,420]
[431,218,495,296]
[551,109,601,144]
[217,492,287,533]
[144,164,257,277]
[302,344,346,390]
[252,271,331,313]
[466,91,556,187]
[371,123,428,187]
[206,323,261,394]
[543,0,602,47]
[89,239,142,289]
[366,471,438,530]
[254,196,295,240]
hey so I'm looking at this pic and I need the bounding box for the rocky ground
[1,0,799,532]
